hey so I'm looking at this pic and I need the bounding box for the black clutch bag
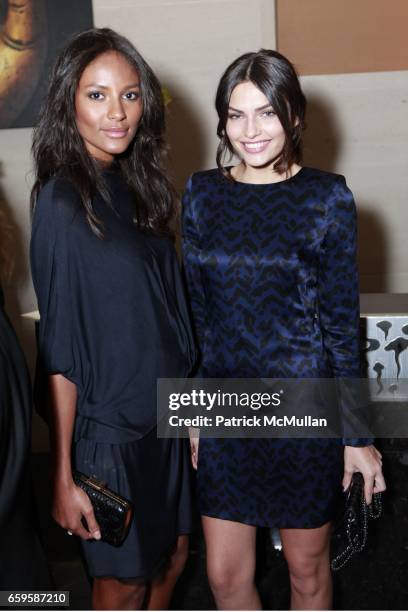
[73,471,133,547]
[331,472,382,571]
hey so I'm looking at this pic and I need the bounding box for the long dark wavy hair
[215,49,307,178]
[31,28,175,237]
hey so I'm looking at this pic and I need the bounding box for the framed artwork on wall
[0,0,93,129]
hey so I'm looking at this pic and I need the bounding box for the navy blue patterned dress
[182,166,367,528]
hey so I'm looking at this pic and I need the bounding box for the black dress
[30,169,196,579]
[0,286,51,588]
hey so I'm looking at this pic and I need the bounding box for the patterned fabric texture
[182,167,365,528]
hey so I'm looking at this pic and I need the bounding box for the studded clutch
[73,471,133,547]
[331,472,382,571]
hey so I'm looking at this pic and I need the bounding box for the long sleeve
[182,175,208,374]
[318,176,371,445]
[30,179,80,385]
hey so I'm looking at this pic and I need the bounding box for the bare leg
[280,522,332,610]
[146,535,189,610]
[92,576,146,610]
[202,515,261,610]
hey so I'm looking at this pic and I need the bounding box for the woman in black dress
[30,28,195,610]
[182,50,386,610]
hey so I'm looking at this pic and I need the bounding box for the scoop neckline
[226,165,306,186]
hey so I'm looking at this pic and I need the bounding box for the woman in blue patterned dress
[182,50,386,610]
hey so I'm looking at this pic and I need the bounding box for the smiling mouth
[102,128,129,138]
[241,140,270,153]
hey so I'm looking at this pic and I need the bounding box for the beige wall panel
[277,0,408,75]
[0,127,36,320]
[301,70,408,292]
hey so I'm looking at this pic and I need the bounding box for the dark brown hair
[31,28,175,237]
[215,49,306,178]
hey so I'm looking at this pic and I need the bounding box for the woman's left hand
[343,445,386,504]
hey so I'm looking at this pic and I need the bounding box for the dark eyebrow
[228,103,273,113]
[255,103,273,111]
[83,82,140,89]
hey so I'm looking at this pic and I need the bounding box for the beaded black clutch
[73,471,133,547]
[331,472,382,571]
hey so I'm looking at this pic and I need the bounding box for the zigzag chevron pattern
[181,166,361,528]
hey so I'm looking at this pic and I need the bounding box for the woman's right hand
[53,479,101,541]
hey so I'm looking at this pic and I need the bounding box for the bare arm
[188,427,200,470]
[49,374,101,540]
